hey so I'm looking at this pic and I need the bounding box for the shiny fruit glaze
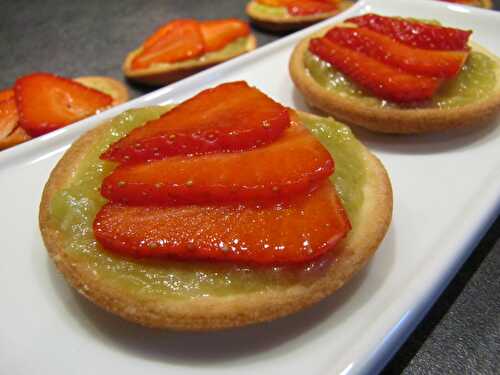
[131,20,205,69]
[309,37,441,102]
[325,27,467,78]
[304,49,497,109]
[346,13,471,51]
[94,182,350,265]
[101,82,290,163]
[15,73,112,137]
[200,19,250,52]
[101,122,333,205]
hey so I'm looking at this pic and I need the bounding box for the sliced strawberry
[0,127,31,150]
[325,27,468,78]
[101,122,333,205]
[131,19,205,70]
[94,181,350,265]
[0,89,14,102]
[200,19,250,53]
[309,37,441,103]
[346,13,471,51]
[0,98,19,140]
[101,81,290,163]
[14,73,113,137]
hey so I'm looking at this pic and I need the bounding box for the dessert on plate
[40,81,392,330]
[123,19,256,85]
[0,73,128,150]
[290,13,500,133]
[246,0,353,31]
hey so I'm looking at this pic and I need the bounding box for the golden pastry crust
[123,36,257,86]
[39,111,392,331]
[290,29,500,134]
[246,1,354,32]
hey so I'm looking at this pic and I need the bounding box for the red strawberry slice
[0,98,19,141]
[93,181,350,265]
[14,73,113,137]
[200,19,250,53]
[131,19,205,70]
[101,122,333,205]
[346,13,471,51]
[309,37,441,103]
[325,27,468,78]
[0,88,14,102]
[101,81,290,163]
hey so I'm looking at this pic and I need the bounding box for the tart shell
[39,111,392,331]
[289,29,500,134]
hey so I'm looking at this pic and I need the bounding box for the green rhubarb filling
[304,50,497,108]
[248,2,288,17]
[49,108,366,299]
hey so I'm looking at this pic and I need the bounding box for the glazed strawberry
[94,181,350,265]
[131,20,205,70]
[15,73,113,137]
[309,37,441,102]
[101,82,290,163]
[325,27,468,78]
[346,14,471,51]
[0,88,14,102]
[200,19,250,53]
[101,122,333,205]
[0,98,18,141]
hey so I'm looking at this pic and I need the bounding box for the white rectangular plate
[1,0,499,374]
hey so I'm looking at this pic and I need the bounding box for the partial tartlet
[124,19,257,85]
[0,74,128,150]
[246,0,353,31]
[40,82,392,330]
[290,14,500,133]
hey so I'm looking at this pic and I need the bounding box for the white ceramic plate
[1,0,499,373]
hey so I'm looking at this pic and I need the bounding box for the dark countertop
[1,1,499,373]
